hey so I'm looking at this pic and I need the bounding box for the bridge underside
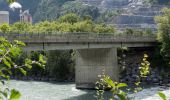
[22,42,156,89]
[2,33,157,89]
[23,42,156,51]
[76,48,119,89]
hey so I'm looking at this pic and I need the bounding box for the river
[9,80,170,100]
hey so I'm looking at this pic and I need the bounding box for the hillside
[0,0,170,31]
[75,0,170,31]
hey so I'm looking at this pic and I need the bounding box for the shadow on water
[37,80,113,100]
[26,80,112,100]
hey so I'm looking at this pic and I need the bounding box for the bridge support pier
[76,48,119,89]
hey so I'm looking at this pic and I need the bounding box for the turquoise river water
[9,80,170,100]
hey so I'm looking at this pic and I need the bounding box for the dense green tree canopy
[155,8,170,67]
[61,1,99,20]
[33,0,74,22]
[0,14,115,34]
[58,13,80,24]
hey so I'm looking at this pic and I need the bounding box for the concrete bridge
[2,33,157,89]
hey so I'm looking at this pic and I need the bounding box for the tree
[73,20,93,32]
[61,1,99,20]
[58,22,73,32]
[10,22,31,33]
[93,24,115,33]
[7,13,115,34]
[58,13,80,24]
[33,0,74,22]
[0,1,46,100]
[0,37,46,100]
[155,7,170,67]
[0,23,10,33]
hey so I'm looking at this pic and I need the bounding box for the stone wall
[119,47,170,85]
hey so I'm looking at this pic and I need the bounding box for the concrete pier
[76,48,119,89]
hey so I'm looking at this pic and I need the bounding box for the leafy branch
[0,37,46,100]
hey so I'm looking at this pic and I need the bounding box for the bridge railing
[0,32,157,43]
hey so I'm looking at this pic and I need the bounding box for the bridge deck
[1,33,157,43]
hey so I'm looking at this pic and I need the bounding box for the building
[20,10,32,24]
[0,11,9,25]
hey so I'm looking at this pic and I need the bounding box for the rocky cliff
[76,0,168,31]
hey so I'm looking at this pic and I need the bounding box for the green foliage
[103,76,127,100]
[131,54,150,94]
[0,37,24,99]
[95,70,127,100]
[33,0,74,21]
[93,24,115,33]
[125,29,134,35]
[0,81,21,100]
[73,20,93,32]
[58,22,73,32]
[17,51,46,78]
[124,28,152,35]
[18,68,26,76]
[33,21,57,33]
[6,0,15,4]
[145,28,153,35]
[10,89,21,100]
[0,36,46,99]
[31,0,117,22]
[94,70,105,100]
[158,92,166,100]
[46,50,75,80]
[139,54,150,77]
[3,14,115,34]
[1,1,46,100]
[15,50,74,81]
[95,54,151,100]
[10,22,32,34]
[0,23,10,34]
[155,8,170,67]
[61,1,99,20]
[58,13,80,24]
